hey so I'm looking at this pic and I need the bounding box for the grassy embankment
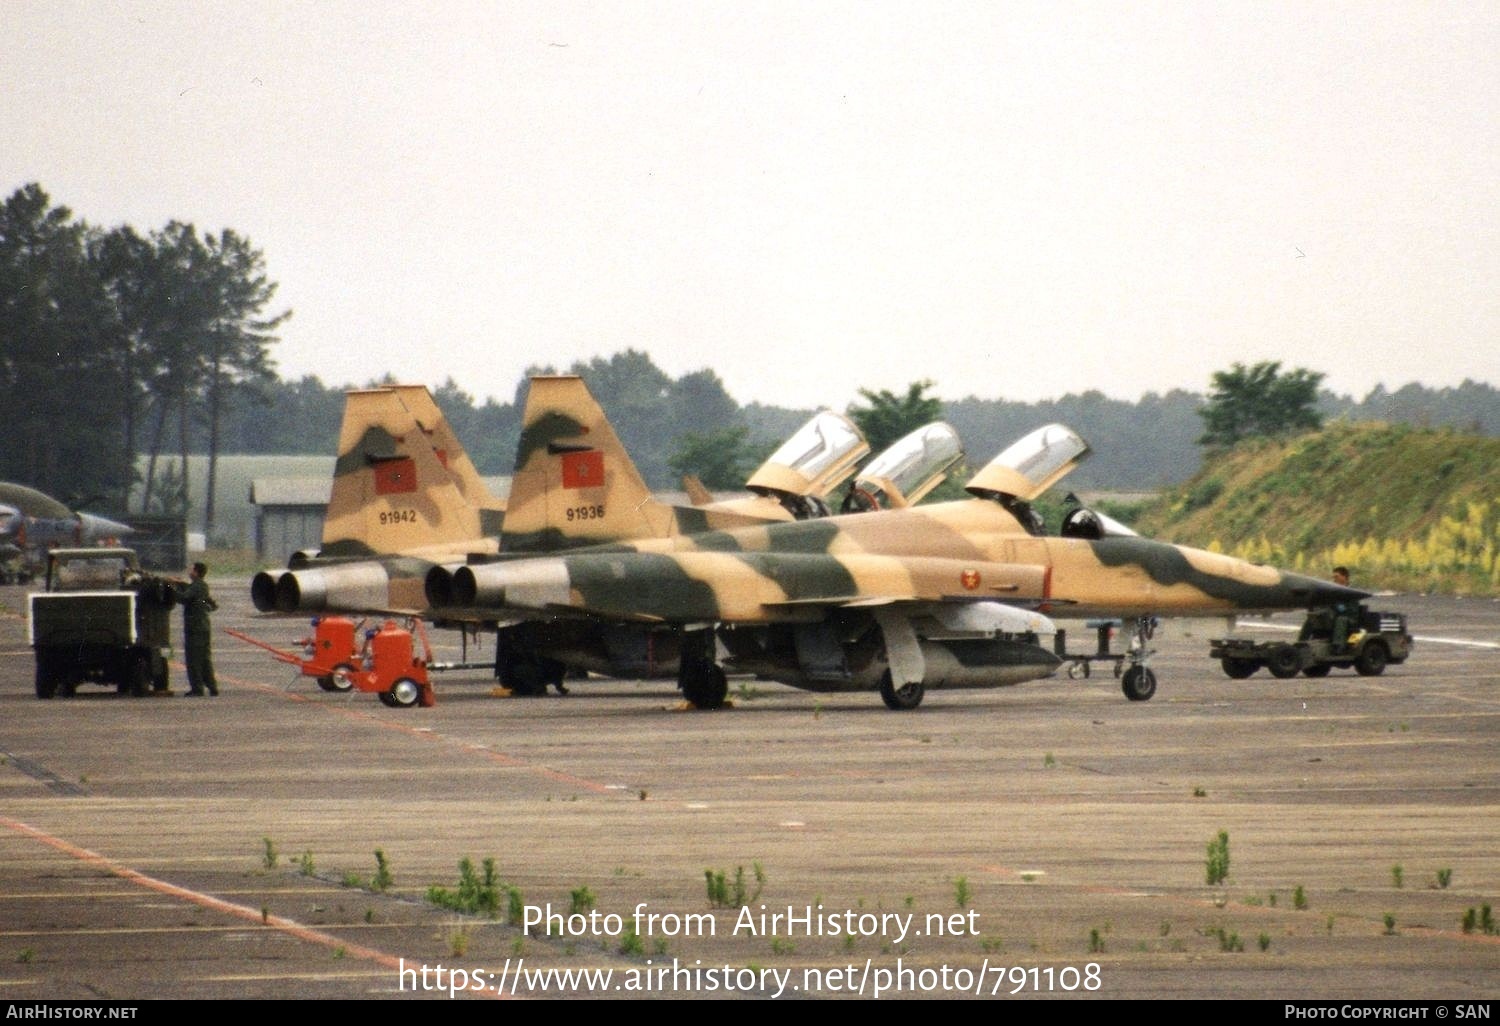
[1114,422,1500,596]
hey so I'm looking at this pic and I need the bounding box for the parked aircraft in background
[0,483,133,582]
[426,423,1366,710]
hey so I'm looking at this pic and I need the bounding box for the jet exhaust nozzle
[450,559,570,611]
[425,565,459,608]
[269,564,391,614]
[250,571,280,612]
[449,566,485,607]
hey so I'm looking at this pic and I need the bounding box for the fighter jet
[252,384,508,616]
[0,483,134,582]
[473,379,980,696]
[253,377,982,699]
[425,423,1365,710]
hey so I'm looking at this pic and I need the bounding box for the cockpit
[745,410,869,518]
[965,423,1136,539]
[842,422,964,512]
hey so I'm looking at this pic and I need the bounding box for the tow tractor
[1210,604,1412,679]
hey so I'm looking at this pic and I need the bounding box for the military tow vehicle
[28,547,176,698]
[1210,604,1412,679]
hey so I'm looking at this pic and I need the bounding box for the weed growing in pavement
[1205,831,1230,886]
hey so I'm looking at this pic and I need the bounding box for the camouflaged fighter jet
[251,384,508,617]
[253,376,931,617]
[426,423,1367,710]
[254,376,980,698]
[473,380,979,696]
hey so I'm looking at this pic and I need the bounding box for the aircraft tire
[500,653,552,697]
[1267,645,1302,679]
[878,670,925,711]
[1354,642,1389,677]
[1121,666,1156,701]
[1221,657,1258,679]
[34,653,57,699]
[387,677,422,708]
[1302,664,1332,678]
[681,662,727,710]
[125,653,152,697]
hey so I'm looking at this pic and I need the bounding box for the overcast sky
[7,1,1497,410]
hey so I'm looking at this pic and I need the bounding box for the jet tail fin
[320,387,500,557]
[502,376,678,552]
[390,385,506,518]
[681,474,714,506]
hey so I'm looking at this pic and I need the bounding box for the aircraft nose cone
[78,512,134,539]
[1281,571,1370,607]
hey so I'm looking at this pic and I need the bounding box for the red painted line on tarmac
[3,816,396,968]
[1,814,520,998]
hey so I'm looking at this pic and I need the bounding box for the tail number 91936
[566,505,605,522]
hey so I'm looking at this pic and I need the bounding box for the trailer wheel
[1354,642,1389,677]
[318,663,355,692]
[1221,657,1258,679]
[1267,644,1302,679]
[387,677,422,708]
[1121,665,1157,701]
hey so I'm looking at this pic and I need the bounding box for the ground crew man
[1329,566,1357,654]
[177,562,219,696]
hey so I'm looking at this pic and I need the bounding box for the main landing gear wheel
[680,661,728,710]
[381,677,423,708]
[499,652,561,697]
[318,662,355,693]
[1121,665,1157,702]
[878,670,925,711]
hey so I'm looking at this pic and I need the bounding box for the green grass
[1131,423,1500,595]
[1205,831,1230,886]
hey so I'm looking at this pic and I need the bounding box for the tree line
[0,183,283,537]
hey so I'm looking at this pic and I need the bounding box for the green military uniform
[177,574,219,695]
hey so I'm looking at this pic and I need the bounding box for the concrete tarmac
[1,581,1496,1000]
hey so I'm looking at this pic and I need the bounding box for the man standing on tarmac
[177,562,219,696]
